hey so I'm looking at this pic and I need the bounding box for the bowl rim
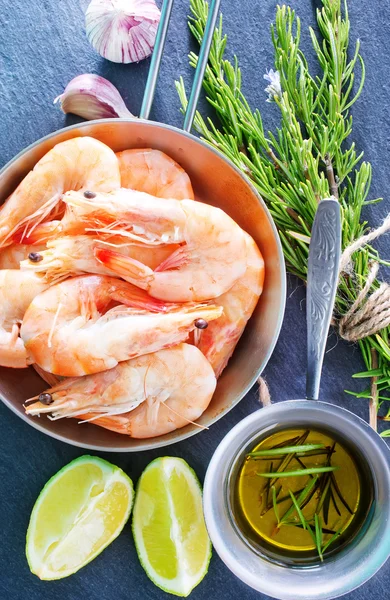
[0,118,286,451]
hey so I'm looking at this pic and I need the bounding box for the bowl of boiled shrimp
[0,119,286,451]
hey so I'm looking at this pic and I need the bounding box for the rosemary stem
[324,153,339,199]
[369,348,379,431]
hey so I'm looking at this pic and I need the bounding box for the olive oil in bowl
[229,427,374,566]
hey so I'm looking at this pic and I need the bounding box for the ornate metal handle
[306,198,341,401]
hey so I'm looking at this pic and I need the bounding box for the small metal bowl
[203,401,390,600]
[0,119,286,451]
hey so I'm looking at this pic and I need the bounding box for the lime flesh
[132,457,211,597]
[26,455,134,580]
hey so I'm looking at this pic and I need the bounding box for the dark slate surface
[0,1,389,599]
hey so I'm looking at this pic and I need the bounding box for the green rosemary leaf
[352,369,384,378]
[288,490,307,529]
[306,523,318,553]
[314,514,324,561]
[248,443,325,457]
[321,526,343,554]
[258,466,338,478]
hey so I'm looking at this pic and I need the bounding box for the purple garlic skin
[54,74,134,120]
[85,0,161,64]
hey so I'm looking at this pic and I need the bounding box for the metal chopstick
[139,0,175,120]
[183,0,221,132]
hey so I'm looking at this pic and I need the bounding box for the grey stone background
[0,0,389,598]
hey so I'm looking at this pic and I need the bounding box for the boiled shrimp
[0,137,120,248]
[0,243,46,269]
[0,270,49,368]
[195,233,264,377]
[61,188,248,302]
[20,275,223,376]
[20,235,179,284]
[117,148,194,200]
[25,344,216,439]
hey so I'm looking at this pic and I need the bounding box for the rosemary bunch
[176,0,390,433]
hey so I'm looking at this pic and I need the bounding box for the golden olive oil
[229,427,374,565]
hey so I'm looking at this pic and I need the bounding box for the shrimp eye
[38,393,53,405]
[28,252,43,262]
[84,190,96,199]
[194,318,208,330]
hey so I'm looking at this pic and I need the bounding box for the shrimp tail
[94,247,153,290]
[109,282,177,313]
[154,246,190,272]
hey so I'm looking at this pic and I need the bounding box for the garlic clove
[54,74,134,120]
[85,0,161,64]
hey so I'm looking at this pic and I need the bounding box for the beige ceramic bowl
[0,119,286,451]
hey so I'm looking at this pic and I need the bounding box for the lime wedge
[26,455,134,580]
[132,457,211,597]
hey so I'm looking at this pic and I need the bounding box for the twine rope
[258,377,271,407]
[338,214,390,342]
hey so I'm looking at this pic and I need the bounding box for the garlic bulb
[54,74,134,120]
[85,0,161,64]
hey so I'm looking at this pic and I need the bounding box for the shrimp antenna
[163,402,209,431]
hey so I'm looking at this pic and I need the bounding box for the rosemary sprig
[258,466,338,478]
[254,434,347,559]
[177,0,390,433]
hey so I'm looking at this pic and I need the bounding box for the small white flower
[264,69,282,102]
